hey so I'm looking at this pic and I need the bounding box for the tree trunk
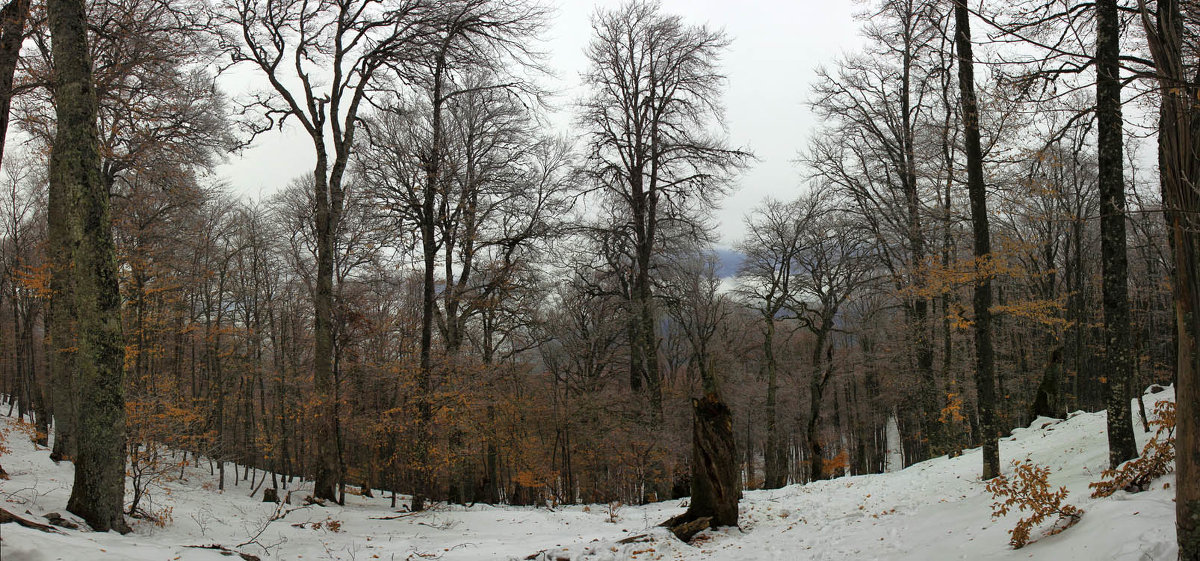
[1140,0,1200,555]
[0,0,30,167]
[762,319,785,488]
[412,52,448,512]
[1096,0,1138,469]
[954,0,1000,481]
[807,333,833,481]
[48,0,129,533]
[663,394,739,540]
[311,152,341,502]
[1031,348,1065,419]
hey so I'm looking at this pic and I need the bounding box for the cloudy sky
[213,0,866,247]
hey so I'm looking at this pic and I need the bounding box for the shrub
[1090,400,1175,497]
[986,460,1083,548]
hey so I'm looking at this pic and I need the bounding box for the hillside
[0,388,1177,561]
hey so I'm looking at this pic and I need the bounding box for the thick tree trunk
[1096,0,1138,469]
[806,334,833,482]
[663,394,739,541]
[954,1,999,480]
[48,0,128,533]
[47,121,76,463]
[632,256,663,421]
[1140,0,1200,555]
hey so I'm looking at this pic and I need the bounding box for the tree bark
[311,151,341,503]
[954,0,999,480]
[1096,0,1138,469]
[762,319,786,488]
[663,394,739,539]
[806,333,833,481]
[1139,0,1200,555]
[48,0,129,533]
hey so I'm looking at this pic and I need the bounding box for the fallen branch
[0,508,63,534]
[237,501,308,549]
[185,544,261,560]
[369,511,423,520]
[661,514,713,543]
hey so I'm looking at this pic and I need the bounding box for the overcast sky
[213,0,866,247]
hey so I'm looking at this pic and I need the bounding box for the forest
[0,0,1197,558]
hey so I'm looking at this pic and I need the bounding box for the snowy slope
[0,388,1179,561]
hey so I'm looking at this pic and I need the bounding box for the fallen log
[0,508,64,534]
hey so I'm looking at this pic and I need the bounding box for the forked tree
[217,0,435,503]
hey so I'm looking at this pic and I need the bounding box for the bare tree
[217,0,435,502]
[737,198,807,488]
[579,0,749,421]
[984,0,1142,469]
[353,0,549,509]
[953,0,999,480]
[785,191,873,482]
[1095,0,1139,469]
[806,0,947,459]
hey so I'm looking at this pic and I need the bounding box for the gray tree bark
[48,0,129,533]
[1096,0,1138,469]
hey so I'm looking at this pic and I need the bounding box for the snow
[0,387,1179,560]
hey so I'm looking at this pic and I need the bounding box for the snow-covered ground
[0,387,1179,560]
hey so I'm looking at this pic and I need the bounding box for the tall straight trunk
[48,0,128,533]
[47,74,76,463]
[41,0,76,454]
[1140,0,1200,555]
[413,52,447,512]
[762,318,785,488]
[1096,0,1138,468]
[311,150,341,502]
[953,1,999,480]
[630,238,663,422]
[898,17,937,459]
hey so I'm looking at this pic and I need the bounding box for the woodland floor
[0,387,1178,561]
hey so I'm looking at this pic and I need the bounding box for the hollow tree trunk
[663,393,739,541]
